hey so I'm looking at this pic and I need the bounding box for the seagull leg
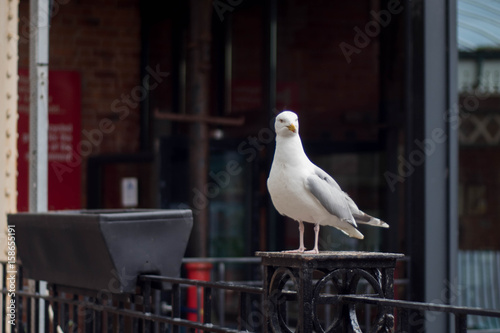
[298,221,306,252]
[284,220,306,253]
[305,223,320,254]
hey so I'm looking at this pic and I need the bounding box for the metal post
[447,0,459,332]
[264,0,277,251]
[29,0,50,332]
[407,0,458,331]
[29,0,49,213]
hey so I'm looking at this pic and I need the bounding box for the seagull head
[275,111,299,137]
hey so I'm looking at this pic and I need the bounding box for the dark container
[8,209,192,293]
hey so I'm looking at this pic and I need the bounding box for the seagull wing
[305,166,357,227]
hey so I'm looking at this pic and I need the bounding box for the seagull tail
[338,220,365,240]
[353,213,389,228]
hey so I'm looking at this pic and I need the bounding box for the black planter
[9,209,192,294]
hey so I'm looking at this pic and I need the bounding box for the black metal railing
[2,256,500,333]
[340,295,500,332]
[139,275,264,332]
[0,259,264,333]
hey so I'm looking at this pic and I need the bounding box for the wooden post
[160,1,243,257]
[187,0,213,257]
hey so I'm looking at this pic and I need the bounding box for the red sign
[17,69,81,211]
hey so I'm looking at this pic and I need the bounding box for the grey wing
[310,166,389,228]
[344,193,362,216]
[312,166,342,191]
[306,168,356,227]
[316,168,367,221]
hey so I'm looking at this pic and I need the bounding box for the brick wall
[276,0,381,142]
[460,145,500,250]
[228,0,382,142]
[18,0,141,207]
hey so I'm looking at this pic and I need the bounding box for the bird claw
[284,247,306,253]
[283,247,320,254]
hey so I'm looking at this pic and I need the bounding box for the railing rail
[140,275,264,294]
[140,275,264,333]
[12,288,255,333]
[341,295,500,332]
[2,257,500,332]
[341,295,500,318]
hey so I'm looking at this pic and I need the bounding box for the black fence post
[171,283,181,333]
[203,286,212,325]
[143,278,152,333]
[455,314,467,333]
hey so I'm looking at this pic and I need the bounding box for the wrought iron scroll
[257,251,403,333]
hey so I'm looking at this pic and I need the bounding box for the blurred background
[2,1,500,329]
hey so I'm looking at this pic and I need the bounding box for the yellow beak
[287,124,296,133]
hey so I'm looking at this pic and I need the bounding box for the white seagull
[267,111,389,254]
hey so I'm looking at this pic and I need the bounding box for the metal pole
[264,0,277,251]
[407,0,458,331]
[29,0,50,331]
[29,0,49,212]
[446,0,459,331]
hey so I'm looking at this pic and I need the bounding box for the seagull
[267,111,389,254]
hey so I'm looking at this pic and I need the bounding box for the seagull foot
[304,248,319,254]
[283,247,306,253]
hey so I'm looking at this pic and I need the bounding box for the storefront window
[458,0,500,328]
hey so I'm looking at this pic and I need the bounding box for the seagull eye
[279,119,284,123]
